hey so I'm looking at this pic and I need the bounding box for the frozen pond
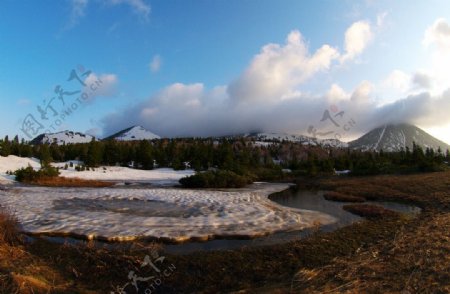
[0,183,336,243]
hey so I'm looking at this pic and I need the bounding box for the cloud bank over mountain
[101,18,450,141]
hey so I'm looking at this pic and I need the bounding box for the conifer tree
[86,140,103,167]
[136,140,154,169]
[1,135,11,156]
[38,144,52,167]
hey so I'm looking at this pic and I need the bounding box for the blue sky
[1,0,450,143]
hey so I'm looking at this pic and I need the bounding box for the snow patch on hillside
[33,131,95,145]
[0,156,41,184]
[113,126,160,141]
[349,124,449,152]
[249,132,348,148]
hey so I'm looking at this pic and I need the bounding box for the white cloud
[351,80,373,102]
[423,18,450,50]
[374,90,450,128]
[341,20,373,62]
[101,76,450,141]
[375,70,412,105]
[326,84,349,102]
[103,83,231,137]
[108,0,151,20]
[422,18,450,93]
[100,21,450,142]
[228,30,339,105]
[65,0,88,30]
[84,73,118,99]
[65,0,150,30]
[154,83,203,107]
[377,18,450,98]
[382,70,410,92]
[376,11,388,28]
[149,55,162,73]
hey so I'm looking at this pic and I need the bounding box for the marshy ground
[1,171,449,293]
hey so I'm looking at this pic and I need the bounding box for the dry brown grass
[323,191,365,202]
[0,220,163,293]
[0,207,22,246]
[0,171,449,293]
[343,203,398,219]
[318,171,450,210]
[27,176,115,188]
[291,212,450,293]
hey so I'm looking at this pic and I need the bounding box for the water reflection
[164,188,421,254]
[269,189,362,228]
[34,187,421,254]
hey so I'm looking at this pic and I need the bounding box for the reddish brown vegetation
[27,176,115,188]
[343,203,398,218]
[0,207,22,246]
[323,191,365,202]
[318,171,450,210]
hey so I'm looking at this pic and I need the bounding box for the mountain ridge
[30,131,95,145]
[104,125,161,141]
[349,123,449,152]
[29,124,449,152]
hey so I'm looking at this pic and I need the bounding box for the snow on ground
[252,141,275,147]
[54,163,195,185]
[335,170,351,175]
[0,155,41,173]
[251,132,316,144]
[0,155,193,185]
[0,156,41,184]
[249,132,348,148]
[0,183,336,242]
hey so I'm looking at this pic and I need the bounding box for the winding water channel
[164,188,421,253]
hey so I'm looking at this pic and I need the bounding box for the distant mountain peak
[105,125,161,141]
[349,123,449,152]
[31,130,95,145]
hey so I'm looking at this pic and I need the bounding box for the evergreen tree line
[290,142,450,176]
[0,137,264,171]
[1,136,449,177]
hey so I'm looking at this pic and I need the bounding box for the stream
[162,188,421,253]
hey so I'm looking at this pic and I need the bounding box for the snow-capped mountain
[246,132,348,148]
[105,125,161,141]
[30,131,95,145]
[349,124,449,152]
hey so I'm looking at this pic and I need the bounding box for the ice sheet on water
[53,197,205,218]
[0,183,336,242]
